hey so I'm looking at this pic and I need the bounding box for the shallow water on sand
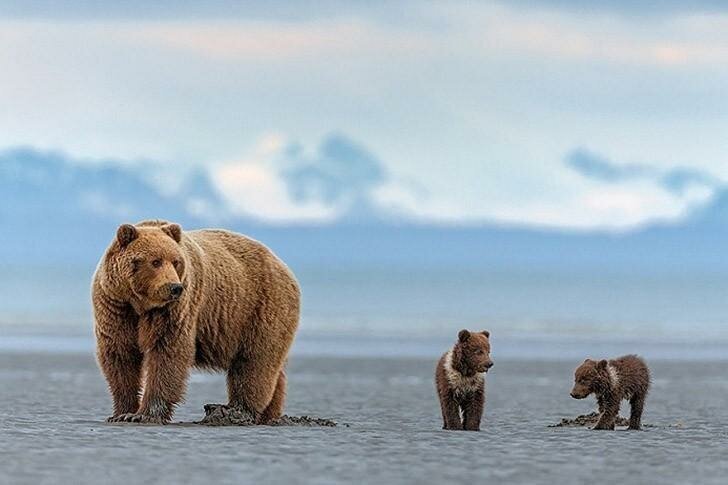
[1,353,727,484]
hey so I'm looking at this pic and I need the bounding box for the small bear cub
[570,354,650,430]
[435,329,493,431]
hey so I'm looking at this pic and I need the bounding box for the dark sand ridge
[105,404,340,427]
[196,404,339,427]
[551,412,683,429]
[550,412,630,428]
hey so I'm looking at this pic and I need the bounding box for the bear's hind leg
[258,370,287,424]
[227,352,283,421]
[628,393,646,430]
[227,294,298,422]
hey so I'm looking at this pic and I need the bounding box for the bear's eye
[151,259,163,268]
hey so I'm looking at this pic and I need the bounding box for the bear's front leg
[593,400,619,430]
[441,393,463,430]
[596,395,606,415]
[93,292,143,420]
[461,394,484,431]
[110,310,194,424]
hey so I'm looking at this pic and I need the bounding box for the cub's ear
[481,330,490,338]
[598,359,608,370]
[116,224,138,248]
[458,329,471,343]
[161,223,182,243]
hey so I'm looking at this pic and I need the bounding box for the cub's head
[570,358,608,399]
[455,329,493,374]
[107,222,186,309]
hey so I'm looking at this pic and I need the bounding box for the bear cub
[570,354,650,430]
[435,329,493,431]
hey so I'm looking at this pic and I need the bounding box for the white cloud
[370,164,717,231]
[209,133,430,224]
[578,182,712,228]
[211,136,340,224]
[213,162,340,223]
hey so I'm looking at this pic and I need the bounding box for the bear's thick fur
[570,355,650,430]
[435,329,493,431]
[93,220,300,424]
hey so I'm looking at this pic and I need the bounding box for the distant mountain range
[2,147,728,270]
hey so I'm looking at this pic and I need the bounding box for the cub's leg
[593,399,619,430]
[438,389,449,428]
[462,394,484,431]
[441,393,463,430]
[628,393,646,430]
[597,395,606,415]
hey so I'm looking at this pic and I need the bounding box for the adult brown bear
[92,220,300,424]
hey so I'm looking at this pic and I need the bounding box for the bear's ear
[161,223,182,243]
[116,224,138,248]
[481,330,490,338]
[598,359,608,370]
[458,329,471,343]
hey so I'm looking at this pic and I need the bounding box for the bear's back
[185,229,283,270]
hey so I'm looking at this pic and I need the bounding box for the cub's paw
[107,413,166,424]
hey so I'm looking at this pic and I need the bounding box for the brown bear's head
[453,329,493,376]
[570,358,609,399]
[105,222,186,311]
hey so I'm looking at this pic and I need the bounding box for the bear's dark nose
[485,361,494,369]
[169,283,184,299]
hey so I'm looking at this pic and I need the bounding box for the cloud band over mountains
[1,139,724,233]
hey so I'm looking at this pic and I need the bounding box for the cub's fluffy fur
[435,330,493,431]
[570,355,650,430]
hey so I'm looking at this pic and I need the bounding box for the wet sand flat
[1,352,727,484]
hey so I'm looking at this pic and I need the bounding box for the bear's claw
[107,413,166,424]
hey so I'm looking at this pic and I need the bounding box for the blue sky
[2,1,728,230]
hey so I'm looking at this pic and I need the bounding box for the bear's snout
[484,361,494,371]
[169,283,184,299]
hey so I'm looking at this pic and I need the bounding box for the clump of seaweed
[196,404,339,427]
[549,412,630,428]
